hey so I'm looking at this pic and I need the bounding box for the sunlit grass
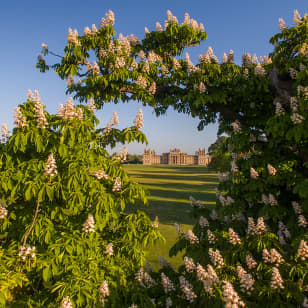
[124,164,218,270]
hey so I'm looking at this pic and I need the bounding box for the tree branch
[22,198,40,247]
[269,67,293,106]
[49,51,63,59]
[207,103,244,123]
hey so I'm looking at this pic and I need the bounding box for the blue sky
[0,0,306,154]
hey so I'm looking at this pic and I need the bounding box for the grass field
[123,164,218,270]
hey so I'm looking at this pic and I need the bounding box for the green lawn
[123,164,218,270]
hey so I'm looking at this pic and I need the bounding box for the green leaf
[42,266,51,282]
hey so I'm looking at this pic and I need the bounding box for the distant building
[142,148,211,165]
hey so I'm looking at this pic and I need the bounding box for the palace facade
[142,148,211,165]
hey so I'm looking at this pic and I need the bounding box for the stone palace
[142,148,211,165]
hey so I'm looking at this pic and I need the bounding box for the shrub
[0,93,163,307]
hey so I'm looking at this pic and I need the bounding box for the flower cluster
[161,273,175,294]
[14,106,28,128]
[82,215,95,233]
[262,248,284,266]
[155,21,163,31]
[199,216,209,228]
[210,210,218,220]
[172,57,181,70]
[166,10,178,24]
[189,196,204,208]
[141,61,150,74]
[267,164,277,175]
[143,272,156,287]
[199,46,218,64]
[231,160,239,173]
[298,215,307,228]
[100,10,115,28]
[297,240,308,261]
[291,112,305,125]
[222,53,228,63]
[152,216,159,228]
[90,168,109,180]
[242,53,252,68]
[44,153,58,177]
[88,98,96,112]
[226,50,234,63]
[116,147,128,162]
[262,193,278,206]
[98,281,110,297]
[184,256,196,273]
[256,217,267,234]
[208,248,224,268]
[136,75,147,89]
[60,297,73,308]
[218,172,229,182]
[112,177,122,192]
[174,223,184,235]
[279,18,286,30]
[222,281,245,307]
[0,202,8,219]
[195,264,219,294]
[237,265,255,294]
[18,245,36,260]
[250,167,259,179]
[135,267,156,287]
[198,82,206,93]
[134,109,144,129]
[207,230,216,244]
[147,51,162,63]
[289,67,298,79]
[179,276,197,303]
[33,99,48,129]
[290,97,298,112]
[135,267,145,286]
[271,267,284,289]
[185,230,199,244]
[87,61,100,75]
[1,123,10,144]
[114,56,126,69]
[58,98,83,120]
[67,28,80,46]
[185,52,197,72]
[118,34,132,55]
[232,212,246,222]
[248,217,267,235]
[103,112,119,136]
[255,63,266,76]
[292,201,303,214]
[229,228,241,245]
[277,221,291,245]
[259,56,272,64]
[148,82,156,95]
[246,254,258,269]
[105,243,113,256]
[274,102,285,116]
[66,75,75,86]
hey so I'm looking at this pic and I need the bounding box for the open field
[123,164,218,270]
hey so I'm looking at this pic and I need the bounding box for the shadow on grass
[126,199,215,225]
[125,164,218,225]
[124,165,218,269]
[130,174,219,183]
